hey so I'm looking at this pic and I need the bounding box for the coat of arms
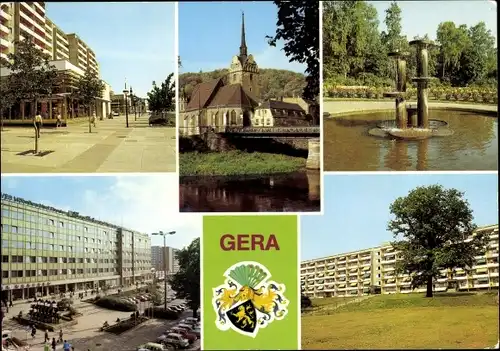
[212,261,288,338]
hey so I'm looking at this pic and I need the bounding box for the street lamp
[151,230,176,310]
[130,86,137,121]
[123,83,130,128]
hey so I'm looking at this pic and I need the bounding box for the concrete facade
[0,193,153,302]
[301,225,499,298]
[151,245,179,274]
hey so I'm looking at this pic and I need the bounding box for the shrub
[95,296,137,312]
[144,306,180,320]
[57,298,73,310]
[105,317,148,335]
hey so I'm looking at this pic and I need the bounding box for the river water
[179,171,321,212]
[324,110,497,171]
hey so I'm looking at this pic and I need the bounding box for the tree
[147,73,175,114]
[436,22,470,81]
[267,0,319,104]
[73,70,105,132]
[387,185,489,298]
[1,37,57,119]
[169,238,200,318]
[0,78,17,130]
[381,1,405,52]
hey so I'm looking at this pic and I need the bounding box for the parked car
[161,333,189,349]
[170,306,183,312]
[183,317,199,325]
[136,342,167,351]
[176,323,194,332]
[112,111,119,116]
[192,326,201,338]
[166,327,197,342]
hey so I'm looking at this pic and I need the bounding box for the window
[69,257,75,263]
[11,270,23,278]
[25,270,36,277]
[49,257,57,263]
[2,271,8,278]
[48,219,54,225]
[59,221,64,227]
[49,269,57,276]
[12,255,23,263]
[28,256,36,263]
[11,226,18,233]
[2,255,8,263]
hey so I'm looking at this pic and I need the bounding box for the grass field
[302,292,499,349]
[179,150,306,176]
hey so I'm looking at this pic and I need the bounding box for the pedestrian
[44,329,49,342]
[51,337,56,351]
[44,342,50,351]
[34,112,43,138]
[59,328,63,343]
[63,340,71,351]
[91,111,97,128]
[31,326,36,339]
[56,112,62,128]
[9,300,13,307]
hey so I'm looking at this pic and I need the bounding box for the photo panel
[322,1,497,171]
[0,174,202,350]
[178,1,321,213]
[300,173,499,349]
[0,2,177,173]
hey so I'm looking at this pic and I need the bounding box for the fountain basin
[370,118,453,139]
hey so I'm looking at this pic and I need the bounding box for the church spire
[239,11,247,60]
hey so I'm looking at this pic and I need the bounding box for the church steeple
[239,11,247,60]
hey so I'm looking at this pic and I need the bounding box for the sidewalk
[0,114,176,173]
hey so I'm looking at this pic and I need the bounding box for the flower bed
[324,85,498,104]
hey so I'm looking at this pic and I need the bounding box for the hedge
[324,85,498,104]
[144,306,180,320]
[104,316,148,335]
[94,296,137,312]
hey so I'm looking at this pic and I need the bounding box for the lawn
[302,292,499,349]
[179,150,306,176]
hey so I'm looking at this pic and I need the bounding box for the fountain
[369,39,453,140]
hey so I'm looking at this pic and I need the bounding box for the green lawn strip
[323,97,497,105]
[179,150,306,176]
[301,292,499,350]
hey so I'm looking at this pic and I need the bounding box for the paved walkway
[0,114,176,173]
[324,100,498,116]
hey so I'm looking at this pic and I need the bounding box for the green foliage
[147,73,175,112]
[323,1,497,89]
[179,150,306,176]
[144,306,180,320]
[56,298,73,311]
[1,37,58,117]
[94,296,138,311]
[387,185,489,297]
[169,238,200,318]
[266,0,319,103]
[179,69,305,102]
[73,70,105,110]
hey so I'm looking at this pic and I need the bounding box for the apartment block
[46,18,69,61]
[66,33,98,76]
[0,3,14,62]
[0,193,153,302]
[301,225,499,298]
[151,246,179,275]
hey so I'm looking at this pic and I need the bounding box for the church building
[179,13,310,136]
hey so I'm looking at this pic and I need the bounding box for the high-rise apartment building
[66,33,99,76]
[301,225,499,298]
[151,246,179,274]
[0,193,153,302]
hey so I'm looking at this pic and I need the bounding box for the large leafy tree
[0,78,17,130]
[147,73,175,114]
[267,0,319,104]
[73,69,105,132]
[1,37,57,118]
[169,238,200,318]
[388,185,489,298]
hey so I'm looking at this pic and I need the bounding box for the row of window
[1,255,150,265]
[2,265,152,279]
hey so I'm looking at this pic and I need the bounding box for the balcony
[316,262,325,268]
[0,52,8,61]
[20,3,45,26]
[1,8,12,21]
[0,23,9,35]
[490,232,499,240]
[383,266,395,272]
[0,37,11,49]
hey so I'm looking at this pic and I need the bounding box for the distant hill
[179,68,306,102]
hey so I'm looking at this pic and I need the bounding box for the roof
[185,78,223,111]
[258,100,305,112]
[207,83,259,109]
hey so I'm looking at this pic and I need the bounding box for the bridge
[180,126,320,138]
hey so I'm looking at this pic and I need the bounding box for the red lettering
[252,234,265,250]
[265,234,280,250]
[220,234,235,251]
[237,234,250,250]
[220,234,280,251]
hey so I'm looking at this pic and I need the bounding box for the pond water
[179,171,321,212]
[324,110,497,171]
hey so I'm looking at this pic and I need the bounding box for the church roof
[207,83,259,109]
[184,78,223,111]
[258,100,305,112]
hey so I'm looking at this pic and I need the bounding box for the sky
[301,173,499,261]
[371,0,497,42]
[178,1,306,74]
[45,2,176,98]
[0,175,200,250]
